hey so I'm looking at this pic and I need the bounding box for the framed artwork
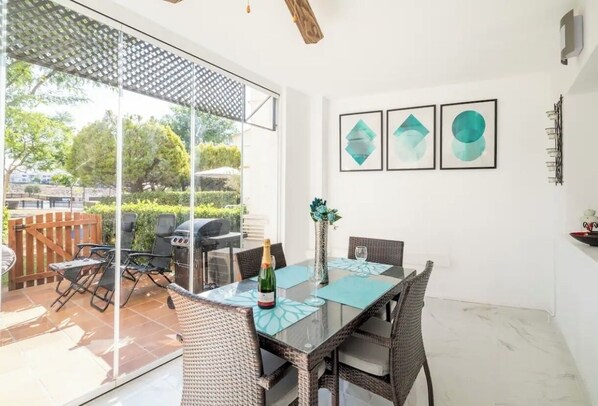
[440,99,497,169]
[339,110,383,172]
[386,105,436,171]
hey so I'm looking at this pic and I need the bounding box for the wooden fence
[7,212,103,290]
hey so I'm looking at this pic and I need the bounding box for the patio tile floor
[0,275,181,405]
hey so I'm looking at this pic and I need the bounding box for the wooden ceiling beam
[284,0,324,44]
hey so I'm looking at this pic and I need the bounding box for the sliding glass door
[0,0,279,403]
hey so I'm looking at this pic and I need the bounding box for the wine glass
[304,263,325,307]
[355,246,369,278]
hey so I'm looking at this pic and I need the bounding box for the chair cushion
[262,350,326,406]
[339,317,392,377]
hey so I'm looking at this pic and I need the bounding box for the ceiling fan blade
[284,0,324,44]
[163,0,183,3]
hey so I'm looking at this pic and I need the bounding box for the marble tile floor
[88,297,589,406]
[0,278,181,405]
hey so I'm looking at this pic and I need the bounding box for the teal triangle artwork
[394,114,429,140]
[345,119,377,165]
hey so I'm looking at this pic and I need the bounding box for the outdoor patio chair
[338,261,434,406]
[236,243,288,280]
[348,236,405,321]
[167,283,325,405]
[90,214,175,312]
[72,212,138,260]
[52,213,138,301]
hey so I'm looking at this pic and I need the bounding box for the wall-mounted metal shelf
[546,95,563,185]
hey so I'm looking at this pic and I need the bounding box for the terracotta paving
[0,273,181,405]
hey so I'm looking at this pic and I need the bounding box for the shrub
[86,202,244,252]
[2,206,8,243]
[24,185,41,196]
[98,191,239,208]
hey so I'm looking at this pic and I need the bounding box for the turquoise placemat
[250,265,309,289]
[316,275,394,309]
[328,258,393,275]
[224,290,317,335]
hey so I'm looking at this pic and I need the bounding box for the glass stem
[314,281,318,300]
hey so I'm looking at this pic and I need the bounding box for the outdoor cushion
[339,317,392,377]
[263,350,325,406]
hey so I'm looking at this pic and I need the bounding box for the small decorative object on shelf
[581,209,598,233]
[309,198,342,285]
[570,209,598,246]
[546,95,563,185]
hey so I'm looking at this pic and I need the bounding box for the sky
[39,84,175,132]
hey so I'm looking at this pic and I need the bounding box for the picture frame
[440,99,498,169]
[386,105,436,171]
[339,110,383,172]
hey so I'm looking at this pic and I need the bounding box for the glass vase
[314,220,329,285]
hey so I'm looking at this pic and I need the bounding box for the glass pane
[116,34,192,377]
[241,92,280,250]
[194,107,243,286]
[244,86,276,131]
[0,0,119,403]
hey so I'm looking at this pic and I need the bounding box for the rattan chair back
[348,237,404,266]
[389,260,433,405]
[236,243,287,280]
[168,283,266,405]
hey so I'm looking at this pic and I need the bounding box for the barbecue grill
[171,218,242,293]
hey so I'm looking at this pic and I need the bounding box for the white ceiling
[94,0,571,98]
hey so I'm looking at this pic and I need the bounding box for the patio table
[49,258,105,311]
[200,257,415,405]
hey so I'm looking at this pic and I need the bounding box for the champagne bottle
[257,239,276,309]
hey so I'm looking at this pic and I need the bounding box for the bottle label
[257,292,275,306]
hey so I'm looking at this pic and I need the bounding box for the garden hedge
[2,206,8,243]
[86,202,244,252]
[98,191,239,208]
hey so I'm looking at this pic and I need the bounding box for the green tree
[52,173,78,213]
[4,108,73,195]
[161,105,238,148]
[69,113,190,192]
[3,60,86,198]
[196,143,241,171]
[24,185,41,196]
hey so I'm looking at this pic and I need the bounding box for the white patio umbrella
[194,166,240,178]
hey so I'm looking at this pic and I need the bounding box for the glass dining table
[199,258,415,406]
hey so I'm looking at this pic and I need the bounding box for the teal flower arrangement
[309,197,341,224]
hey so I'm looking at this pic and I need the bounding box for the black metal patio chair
[90,214,176,312]
[52,213,138,300]
[72,212,138,260]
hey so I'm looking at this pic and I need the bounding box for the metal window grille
[6,0,245,121]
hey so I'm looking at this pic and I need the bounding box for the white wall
[554,239,598,404]
[552,91,598,405]
[280,88,315,264]
[324,73,557,311]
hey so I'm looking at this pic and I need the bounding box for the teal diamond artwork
[451,110,486,161]
[224,290,318,336]
[393,114,429,162]
[345,119,377,165]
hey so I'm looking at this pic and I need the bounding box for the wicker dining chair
[348,236,404,266]
[168,283,324,405]
[236,243,288,280]
[338,261,434,406]
[348,236,404,320]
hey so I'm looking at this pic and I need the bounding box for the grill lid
[174,218,231,238]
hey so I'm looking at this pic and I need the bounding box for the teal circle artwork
[396,133,426,162]
[452,110,486,143]
[452,136,486,161]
